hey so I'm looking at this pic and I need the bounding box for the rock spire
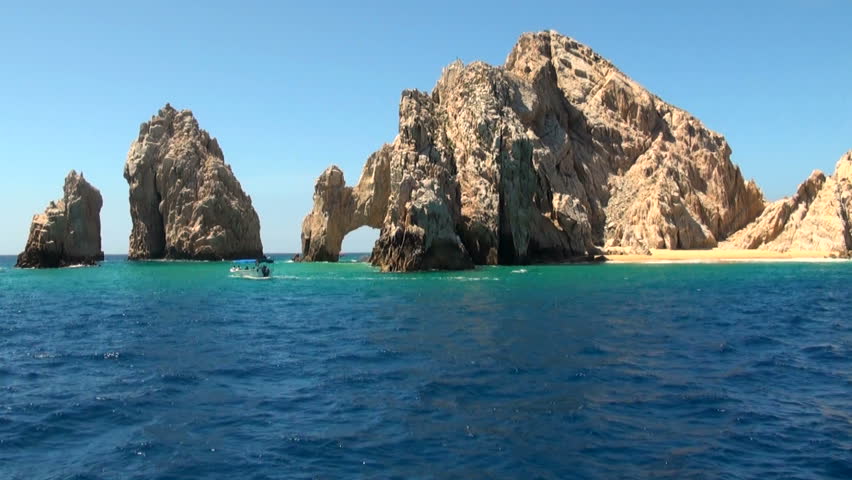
[124,104,263,260]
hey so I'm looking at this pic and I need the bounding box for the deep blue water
[1,254,851,479]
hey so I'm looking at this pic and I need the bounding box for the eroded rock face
[124,104,263,260]
[16,171,104,268]
[300,31,766,271]
[724,150,852,253]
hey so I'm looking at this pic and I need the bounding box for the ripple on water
[800,343,847,361]
[741,334,782,346]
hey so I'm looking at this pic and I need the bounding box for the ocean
[1,254,850,479]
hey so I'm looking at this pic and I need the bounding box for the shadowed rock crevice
[124,104,263,260]
[16,171,104,268]
[300,30,767,271]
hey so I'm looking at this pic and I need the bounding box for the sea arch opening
[340,225,380,262]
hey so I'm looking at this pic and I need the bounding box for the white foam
[230,274,273,281]
[448,276,500,281]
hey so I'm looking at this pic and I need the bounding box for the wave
[447,276,500,281]
[229,274,273,281]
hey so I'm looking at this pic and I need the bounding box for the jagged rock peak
[16,170,104,268]
[300,30,766,271]
[724,150,852,253]
[124,103,263,260]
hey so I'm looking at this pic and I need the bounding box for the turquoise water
[1,255,851,479]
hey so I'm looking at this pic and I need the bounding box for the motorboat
[229,258,274,279]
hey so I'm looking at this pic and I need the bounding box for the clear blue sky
[1,1,850,254]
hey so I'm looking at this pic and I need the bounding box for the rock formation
[124,104,263,260]
[301,30,765,271]
[724,150,852,253]
[16,171,104,268]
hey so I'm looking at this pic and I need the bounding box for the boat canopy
[231,257,273,264]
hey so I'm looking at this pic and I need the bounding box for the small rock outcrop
[724,150,852,253]
[16,171,104,268]
[300,31,765,271]
[124,104,263,260]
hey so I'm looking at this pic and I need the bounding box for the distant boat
[229,258,273,279]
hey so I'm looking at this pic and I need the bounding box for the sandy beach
[605,248,843,264]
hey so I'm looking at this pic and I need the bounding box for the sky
[1,1,850,254]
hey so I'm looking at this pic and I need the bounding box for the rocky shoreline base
[605,248,848,264]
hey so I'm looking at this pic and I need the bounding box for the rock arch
[300,146,391,261]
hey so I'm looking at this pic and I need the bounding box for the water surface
[1,255,850,479]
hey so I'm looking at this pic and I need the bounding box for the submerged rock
[16,171,104,268]
[124,104,263,260]
[300,30,765,271]
[724,150,852,254]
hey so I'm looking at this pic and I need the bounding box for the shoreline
[605,248,845,264]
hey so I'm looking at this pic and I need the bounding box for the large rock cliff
[301,31,765,271]
[724,150,852,253]
[16,171,104,268]
[124,104,263,260]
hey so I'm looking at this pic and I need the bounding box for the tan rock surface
[607,248,833,263]
[300,31,766,271]
[724,150,852,253]
[16,171,104,268]
[124,104,263,260]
